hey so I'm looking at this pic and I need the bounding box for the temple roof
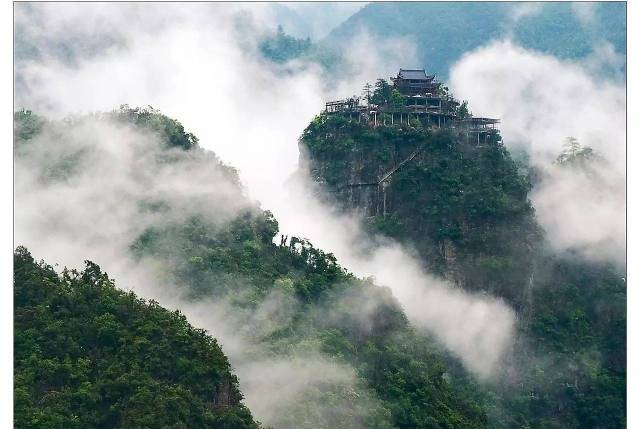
[396,69,435,81]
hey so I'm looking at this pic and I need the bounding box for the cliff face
[300,113,540,306]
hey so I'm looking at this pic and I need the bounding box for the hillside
[301,113,538,305]
[14,246,259,429]
[322,2,626,78]
[14,107,492,429]
[299,93,626,427]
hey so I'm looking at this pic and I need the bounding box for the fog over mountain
[450,40,625,265]
[13,2,626,428]
[15,0,517,380]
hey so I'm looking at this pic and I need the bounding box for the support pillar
[383,188,387,217]
[382,182,387,217]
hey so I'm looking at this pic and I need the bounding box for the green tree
[371,78,392,105]
[457,100,471,119]
[555,137,601,166]
[362,82,373,106]
[14,109,45,143]
[390,89,404,108]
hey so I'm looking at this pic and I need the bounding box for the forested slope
[14,246,259,429]
[301,113,538,305]
[14,107,492,429]
[300,110,626,428]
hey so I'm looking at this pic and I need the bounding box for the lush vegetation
[14,109,46,142]
[13,2,627,427]
[15,104,625,428]
[15,108,492,429]
[257,25,343,73]
[129,200,490,429]
[15,106,198,151]
[114,105,199,150]
[495,255,626,428]
[302,113,538,305]
[300,110,626,428]
[14,246,259,429]
[259,25,312,64]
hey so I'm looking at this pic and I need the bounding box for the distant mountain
[322,2,626,78]
[263,2,367,40]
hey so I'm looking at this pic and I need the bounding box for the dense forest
[14,246,259,429]
[300,101,626,427]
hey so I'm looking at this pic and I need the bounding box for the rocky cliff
[300,112,539,306]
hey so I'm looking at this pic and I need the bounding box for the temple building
[323,67,499,143]
[391,69,440,96]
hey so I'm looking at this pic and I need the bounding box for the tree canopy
[14,246,260,429]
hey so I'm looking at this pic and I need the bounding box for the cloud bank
[450,40,625,265]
